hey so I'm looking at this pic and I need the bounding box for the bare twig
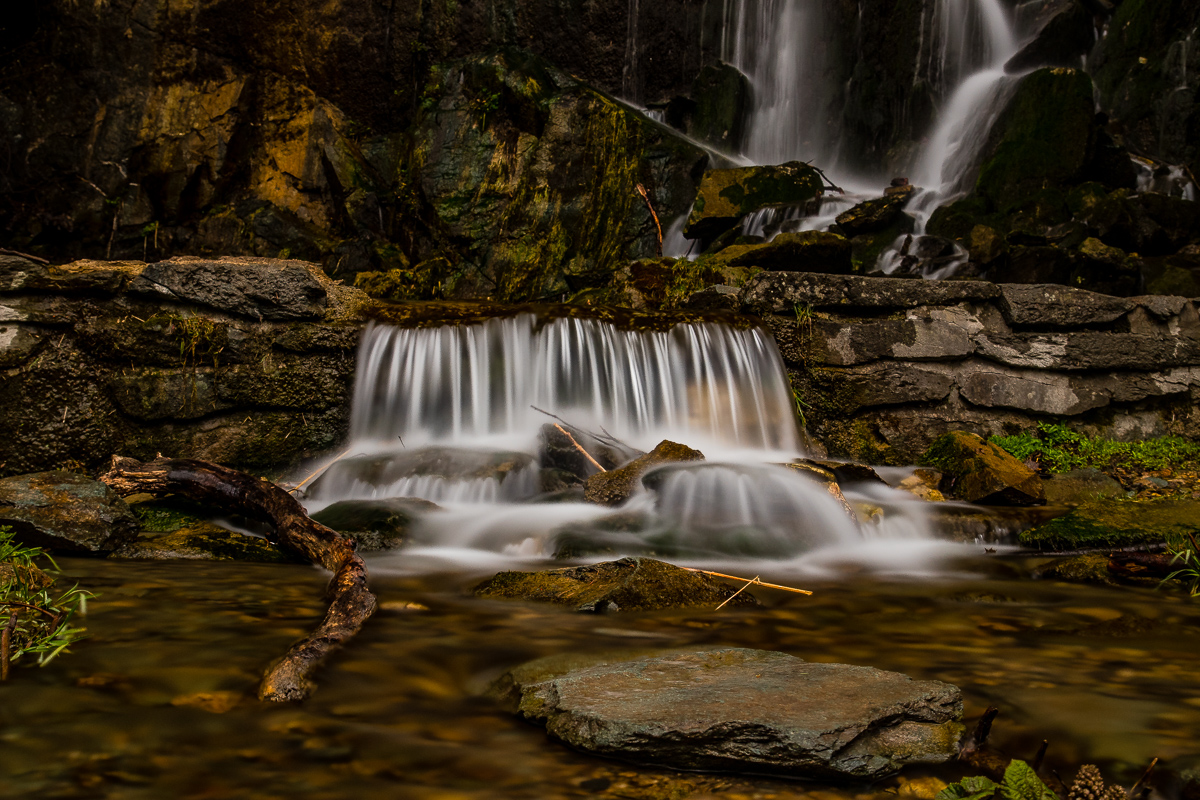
[0,601,61,620]
[553,424,605,473]
[1128,757,1158,799]
[681,568,812,596]
[1,613,17,682]
[0,248,49,265]
[1032,739,1049,771]
[715,576,758,610]
[635,184,663,258]
[803,161,844,194]
[286,447,353,495]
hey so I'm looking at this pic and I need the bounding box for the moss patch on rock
[920,432,1045,506]
[1020,497,1200,550]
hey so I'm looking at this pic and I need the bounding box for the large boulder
[496,648,963,780]
[835,185,916,238]
[685,62,750,152]
[584,440,705,505]
[474,557,759,612]
[1005,1,1097,73]
[0,472,139,554]
[114,523,298,563]
[309,497,440,551]
[919,432,1046,506]
[684,162,826,241]
[975,68,1097,215]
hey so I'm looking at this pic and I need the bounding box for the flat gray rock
[741,271,1000,314]
[129,256,327,321]
[501,648,963,780]
[997,284,1133,328]
[0,471,139,554]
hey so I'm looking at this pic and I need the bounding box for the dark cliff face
[0,0,715,293]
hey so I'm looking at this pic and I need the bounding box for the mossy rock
[584,440,705,506]
[113,523,300,563]
[688,61,750,151]
[718,231,852,273]
[473,556,758,612]
[975,68,1096,215]
[1020,497,1200,550]
[835,186,915,238]
[310,497,441,551]
[685,162,825,241]
[1032,554,1115,584]
[919,432,1045,506]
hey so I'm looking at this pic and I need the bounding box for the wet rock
[498,648,963,780]
[113,523,298,563]
[315,448,536,497]
[919,432,1046,506]
[1020,497,1200,550]
[975,68,1097,215]
[686,62,750,151]
[0,471,139,554]
[309,498,440,551]
[720,231,853,273]
[584,440,704,506]
[968,225,1007,265]
[898,468,946,502]
[1032,554,1116,584]
[685,162,825,242]
[1042,468,1125,507]
[538,424,643,483]
[835,186,915,238]
[683,284,741,312]
[1005,0,1096,74]
[473,557,757,612]
[128,256,328,321]
[780,462,858,520]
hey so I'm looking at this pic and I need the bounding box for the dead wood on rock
[100,456,377,702]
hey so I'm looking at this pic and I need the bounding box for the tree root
[100,456,377,702]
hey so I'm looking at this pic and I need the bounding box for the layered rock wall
[0,254,369,477]
[742,272,1200,464]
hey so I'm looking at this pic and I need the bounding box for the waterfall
[878,0,1020,276]
[344,315,801,457]
[720,0,837,167]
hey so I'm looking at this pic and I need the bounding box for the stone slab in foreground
[499,648,963,780]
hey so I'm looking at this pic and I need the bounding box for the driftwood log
[100,456,377,702]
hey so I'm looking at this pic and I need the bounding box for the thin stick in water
[682,567,813,596]
[715,576,758,610]
[287,447,353,494]
[554,424,606,473]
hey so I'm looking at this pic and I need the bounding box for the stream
[4,553,1199,799]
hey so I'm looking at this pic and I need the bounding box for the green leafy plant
[1166,531,1200,596]
[938,776,1000,800]
[991,422,1200,474]
[1,527,94,675]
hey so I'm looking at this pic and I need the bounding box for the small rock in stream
[473,556,758,612]
[494,648,963,780]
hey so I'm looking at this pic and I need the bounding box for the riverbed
[3,551,1197,799]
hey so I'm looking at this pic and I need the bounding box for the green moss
[991,423,1200,474]
[1020,497,1200,550]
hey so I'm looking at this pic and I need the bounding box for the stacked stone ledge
[740,272,1200,464]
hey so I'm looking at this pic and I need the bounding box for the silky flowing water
[4,553,1200,799]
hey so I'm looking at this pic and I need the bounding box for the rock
[898,468,946,502]
[1005,1,1097,74]
[0,472,139,554]
[0,257,147,295]
[685,162,825,241]
[1020,497,1200,550]
[128,256,328,321]
[919,432,1046,506]
[975,68,1097,214]
[584,440,705,505]
[835,186,915,237]
[780,462,858,520]
[538,424,642,483]
[113,523,298,563]
[996,283,1134,328]
[1042,468,1125,506]
[309,498,440,551]
[720,231,852,273]
[687,62,750,151]
[313,448,536,497]
[683,284,741,312]
[498,648,963,780]
[1075,237,1140,295]
[1032,553,1115,584]
[473,557,758,612]
[968,224,1007,265]
[740,271,1001,315]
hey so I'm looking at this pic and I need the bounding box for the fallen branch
[635,183,664,257]
[0,248,50,265]
[1128,757,1158,799]
[553,424,606,473]
[681,568,812,596]
[100,456,376,701]
[286,446,354,495]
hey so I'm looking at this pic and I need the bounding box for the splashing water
[306,315,934,568]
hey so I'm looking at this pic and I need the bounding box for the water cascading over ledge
[304,313,924,562]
